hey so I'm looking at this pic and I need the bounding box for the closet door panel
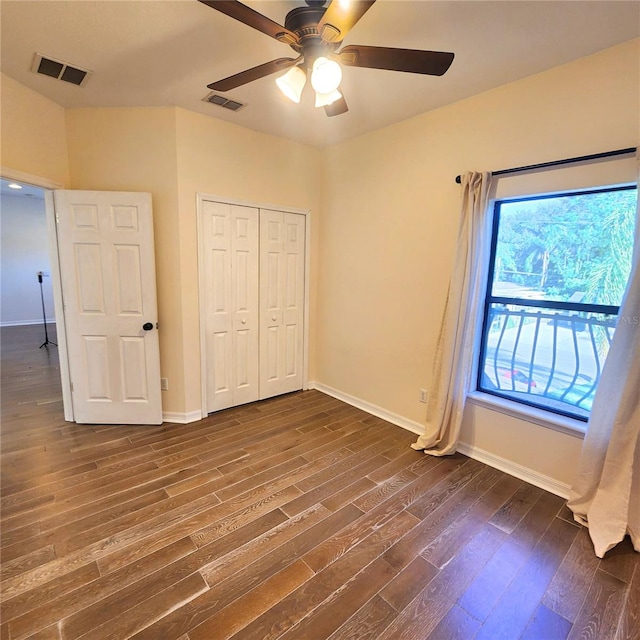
[259,210,284,397]
[230,205,259,406]
[204,202,234,412]
[204,201,258,412]
[259,210,305,399]
[282,213,305,386]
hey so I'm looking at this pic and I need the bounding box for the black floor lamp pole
[38,271,56,349]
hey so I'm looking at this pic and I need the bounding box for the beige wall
[316,39,640,487]
[64,106,321,416]
[0,73,69,186]
[65,107,185,412]
[174,108,322,412]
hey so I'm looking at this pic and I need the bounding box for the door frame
[196,194,311,417]
[1,167,74,421]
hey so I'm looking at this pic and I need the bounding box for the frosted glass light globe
[275,66,307,103]
[311,57,342,95]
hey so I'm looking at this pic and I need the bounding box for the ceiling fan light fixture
[315,88,342,108]
[311,57,342,94]
[275,65,307,103]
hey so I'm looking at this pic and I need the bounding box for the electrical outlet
[419,389,428,403]
[161,378,169,391]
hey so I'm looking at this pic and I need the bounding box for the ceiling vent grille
[203,92,246,112]
[31,53,92,86]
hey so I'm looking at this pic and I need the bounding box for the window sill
[466,391,586,439]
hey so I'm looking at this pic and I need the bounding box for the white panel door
[202,201,259,412]
[54,190,162,424]
[259,210,305,399]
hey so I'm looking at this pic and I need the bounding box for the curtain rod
[454,147,637,184]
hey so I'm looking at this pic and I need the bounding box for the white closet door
[259,210,305,399]
[203,201,259,412]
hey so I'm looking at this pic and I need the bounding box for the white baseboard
[308,381,424,435]
[162,410,203,424]
[308,381,570,499]
[1,319,56,327]
[456,442,571,498]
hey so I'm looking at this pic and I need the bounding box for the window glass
[478,185,637,421]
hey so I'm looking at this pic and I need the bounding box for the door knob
[142,322,154,331]
[241,319,247,324]
[272,316,277,322]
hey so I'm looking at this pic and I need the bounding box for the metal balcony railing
[478,303,618,420]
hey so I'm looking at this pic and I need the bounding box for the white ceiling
[0,178,45,199]
[1,1,639,148]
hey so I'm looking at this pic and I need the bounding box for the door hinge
[55,212,59,224]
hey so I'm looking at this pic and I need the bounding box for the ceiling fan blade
[208,58,298,91]
[317,0,376,43]
[338,45,454,76]
[324,93,349,117]
[198,0,299,46]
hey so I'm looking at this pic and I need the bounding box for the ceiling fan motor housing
[285,6,339,65]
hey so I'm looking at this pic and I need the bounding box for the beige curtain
[412,171,492,456]
[568,179,640,558]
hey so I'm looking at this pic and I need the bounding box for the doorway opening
[2,173,164,426]
[0,177,64,422]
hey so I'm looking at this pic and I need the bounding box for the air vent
[31,53,92,87]
[203,92,246,112]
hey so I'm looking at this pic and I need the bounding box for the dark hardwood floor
[1,324,638,640]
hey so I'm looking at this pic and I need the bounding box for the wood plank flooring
[1,324,638,640]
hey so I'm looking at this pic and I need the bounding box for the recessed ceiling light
[8,183,23,190]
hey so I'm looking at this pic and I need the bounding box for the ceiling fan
[199,0,454,116]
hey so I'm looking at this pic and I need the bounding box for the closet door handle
[241,319,247,324]
[272,316,277,322]
[142,322,154,331]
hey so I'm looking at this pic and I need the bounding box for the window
[477,185,637,421]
